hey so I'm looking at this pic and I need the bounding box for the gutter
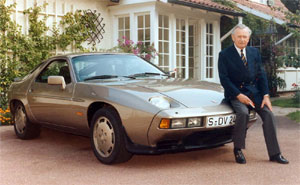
[236,3,285,25]
[168,0,246,17]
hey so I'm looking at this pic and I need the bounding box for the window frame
[35,59,72,84]
[205,23,214,79]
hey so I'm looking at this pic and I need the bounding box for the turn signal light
[159,119,170,129]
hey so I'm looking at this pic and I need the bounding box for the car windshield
[71,54,167,82]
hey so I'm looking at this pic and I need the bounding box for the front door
[27,59,75,128]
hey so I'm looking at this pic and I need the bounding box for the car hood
[134,79,225,108]
[88,78,225,108]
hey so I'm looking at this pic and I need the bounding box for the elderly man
[218,24,288,164]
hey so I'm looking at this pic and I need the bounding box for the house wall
[108,1,222,82]
[277,38,300,91]
[5,0,112,53]
[6,0,224,83]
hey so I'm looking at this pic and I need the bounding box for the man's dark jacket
[218,45,269,108]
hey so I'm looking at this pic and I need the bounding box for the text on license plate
[206,114,236,128]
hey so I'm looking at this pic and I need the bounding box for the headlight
[159,117,204,129]
[149,96,170,109]
[249,110,256,120]
[187,118,203,127]
[171,118,186,128]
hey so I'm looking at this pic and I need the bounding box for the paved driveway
[0,116,299,185]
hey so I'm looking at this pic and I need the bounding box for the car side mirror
[14,77,22,82]
[167,71,176,78]
[48,76,66,90]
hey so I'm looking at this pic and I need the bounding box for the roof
[167,0,245,17]
[232,0,289,21]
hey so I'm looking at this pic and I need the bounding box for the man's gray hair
[231,24,252,36]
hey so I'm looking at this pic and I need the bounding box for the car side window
[36,60,72,84]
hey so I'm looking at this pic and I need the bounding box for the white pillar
[238,16,243,24]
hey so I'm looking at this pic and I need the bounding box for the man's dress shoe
[269,154,289,164]
[234,148,246,164]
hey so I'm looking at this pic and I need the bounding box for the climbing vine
[0,0,100,108]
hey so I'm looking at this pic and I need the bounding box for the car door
[27,58,76,128]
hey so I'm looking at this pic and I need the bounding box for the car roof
[53,52,134,59]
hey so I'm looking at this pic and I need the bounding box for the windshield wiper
[84,75,119,81]
[128,72,169,78]
[84,75,136,81]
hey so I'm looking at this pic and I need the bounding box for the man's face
[231,28,250,49]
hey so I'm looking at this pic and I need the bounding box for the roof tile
[232,0,288,20]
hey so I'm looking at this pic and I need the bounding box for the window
[118,16,130,39]
[250,36,262,52]
[158,15,170,72]
[206,23,214,79]
[176,18,186,78]
[286,39,295,53]
[188,25,195,79]
[36,60,71,84]
[137,14,150,46]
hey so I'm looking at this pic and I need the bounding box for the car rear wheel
[90,107,133,164]
[13,102,40,139]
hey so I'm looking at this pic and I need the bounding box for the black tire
[90,107,133,164]
[13,102,40,139]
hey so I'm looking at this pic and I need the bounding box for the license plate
[206,114,236,128]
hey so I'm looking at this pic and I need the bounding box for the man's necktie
[240,49,247,67]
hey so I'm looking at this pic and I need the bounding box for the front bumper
[147,105,235,147]
[126,126,234,154]
[124,105,257,154]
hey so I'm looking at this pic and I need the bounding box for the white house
[7,0,244,83]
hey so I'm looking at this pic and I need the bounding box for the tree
[281,0,300,14]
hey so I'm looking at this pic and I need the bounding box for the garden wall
[277,67,300,91]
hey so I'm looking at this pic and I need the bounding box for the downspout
[220,16,243,42]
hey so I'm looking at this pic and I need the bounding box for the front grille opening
[183,127,234,146]
[157,140,180,150]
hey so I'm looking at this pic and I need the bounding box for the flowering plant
[292,83,300,104]
[117,36,158,62]
[0,107,12,125]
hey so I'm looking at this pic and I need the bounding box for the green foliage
[58,10,98,51]
[242,14,269,35]
[272,97,300,108]
[287,111,300,123]
[0,0,99,108]
[276,50,300,68]
[273,7,300,38]
[212,0,236,8]
[292,83,300,105]
[283,10,300,38]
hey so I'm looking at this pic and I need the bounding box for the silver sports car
[8,53,256,164]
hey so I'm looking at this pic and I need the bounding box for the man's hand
[236,93,255,108]
[261,95,272,111]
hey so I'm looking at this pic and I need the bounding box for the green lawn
[287,111,300,123]
[272,98,300,108]
[272,97,300,123]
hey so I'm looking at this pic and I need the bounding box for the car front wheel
[13,102,40,139]
[90,107,132,164]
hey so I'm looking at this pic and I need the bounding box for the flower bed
[0,108,12,126]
